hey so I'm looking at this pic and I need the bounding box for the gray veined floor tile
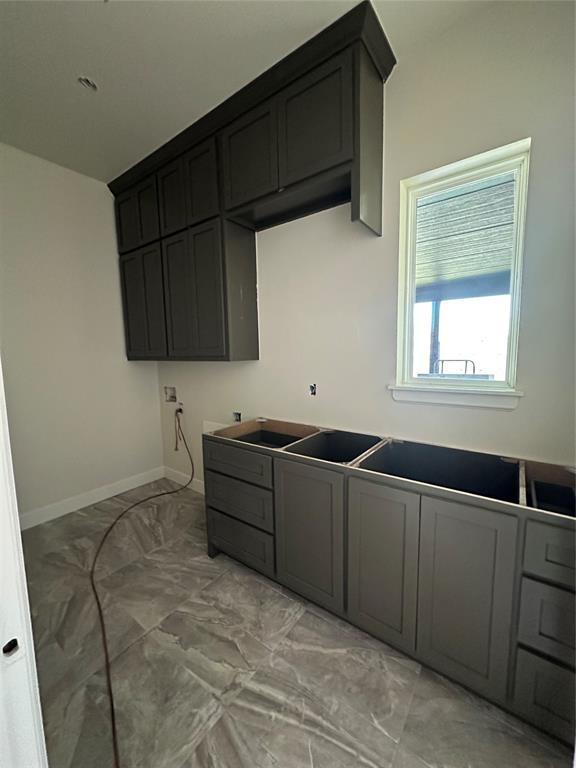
[199,564,306,651]
[184,653,397,768]
[87,631,222,768]
[151,592,272,702]
[42,676,115,768]
[98,533,229,631]
[399,669,573,768]
[272,608,421,745]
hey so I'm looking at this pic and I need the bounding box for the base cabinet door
[119,244,167,359]
[417,497,518,702]
[348,479,420,653]
[275,459,344,613]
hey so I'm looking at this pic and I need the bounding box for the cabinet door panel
[115,176,159,253]
[275,458,344,612]
[348,479,419,653]
[162,231,196,357]
[184,139,220,225]
[221,101,278,209]
[158,158,187,236]
[417,497,517,702]
[119,244,166,359]
[189,220,226,358]
[278,50,353,187]
[162,221,226,359]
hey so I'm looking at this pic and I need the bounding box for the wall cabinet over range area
[110,1,396,361]
[203,419,576,746]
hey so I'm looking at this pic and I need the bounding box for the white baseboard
[164,465,205,496]
[19,466,165,531]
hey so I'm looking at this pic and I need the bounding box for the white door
[0,356,48,768]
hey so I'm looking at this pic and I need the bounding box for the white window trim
[391,138,531,408]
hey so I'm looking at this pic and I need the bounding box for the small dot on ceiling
[78,77,98,92]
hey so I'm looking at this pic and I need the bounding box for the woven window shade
[415,172,515,293]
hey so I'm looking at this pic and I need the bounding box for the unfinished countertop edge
[203,418,575,523]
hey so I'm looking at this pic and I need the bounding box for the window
[394,139,530,404]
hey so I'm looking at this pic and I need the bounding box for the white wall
[0,144,163,521]
[159,0,575,479]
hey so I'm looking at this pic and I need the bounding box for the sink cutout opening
[286,430,381,464]
[525,461,576,516]
[359,441,520,503]
[235,430,300,449]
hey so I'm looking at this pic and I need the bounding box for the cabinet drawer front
[518,578,575,667]
[204,441,272,488]
[348,478,419,654]
[205,471,274,533]
[514,649,575,743]
[524,520,575,589]
[207,508,274,578]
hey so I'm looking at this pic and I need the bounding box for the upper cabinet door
[417,497,518,703]
[115,175,160,253]
[119,244,167,359]
[348,478,420,654]
[183,139,220,225]
[278,50,353,188]
[189,219,226,358]
[162,221,226,359]
[157,158,187,237]
[220,101,279,209]
[162,230,196,357]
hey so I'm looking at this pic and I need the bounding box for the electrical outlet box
[164,386,177,402]
[309,384,317,396]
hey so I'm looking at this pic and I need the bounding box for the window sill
[389,384,523,410]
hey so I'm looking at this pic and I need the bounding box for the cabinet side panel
[351,44,383,236]
[224,221,259,360]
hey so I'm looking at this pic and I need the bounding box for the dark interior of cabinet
[529,481,575,517]
[235,430,300,448]
[287,430,381,463]
[227,166,351,231]
[360,441,520,502]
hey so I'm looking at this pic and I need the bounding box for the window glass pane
[412,170,516,382]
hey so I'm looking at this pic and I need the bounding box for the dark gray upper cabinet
[158,158,187,237]
[119,244,167,359]
[115,175,160,253]
[275,458,344,613]
[183,139,219,225]
[163,220,225,359]
[220,101,279,210]
[161,218,258,361]
[417,496,518,702]
[278,50,353,188]
[348,478,420,654]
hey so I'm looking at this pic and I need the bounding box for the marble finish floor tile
[199,563,306,650]
[400,669,572,768]
[22,480,574,768]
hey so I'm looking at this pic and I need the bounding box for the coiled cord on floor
[89,409,194,768]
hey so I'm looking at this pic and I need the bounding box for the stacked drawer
[514,519,575,742]
[204,439,275,578]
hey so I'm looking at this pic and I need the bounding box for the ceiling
[0,0,484,183]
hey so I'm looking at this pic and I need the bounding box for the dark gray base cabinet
[274,458,344,613]
[417,497,518,703]
[347,478,420,654]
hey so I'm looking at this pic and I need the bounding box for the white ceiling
[0,0,484,183]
